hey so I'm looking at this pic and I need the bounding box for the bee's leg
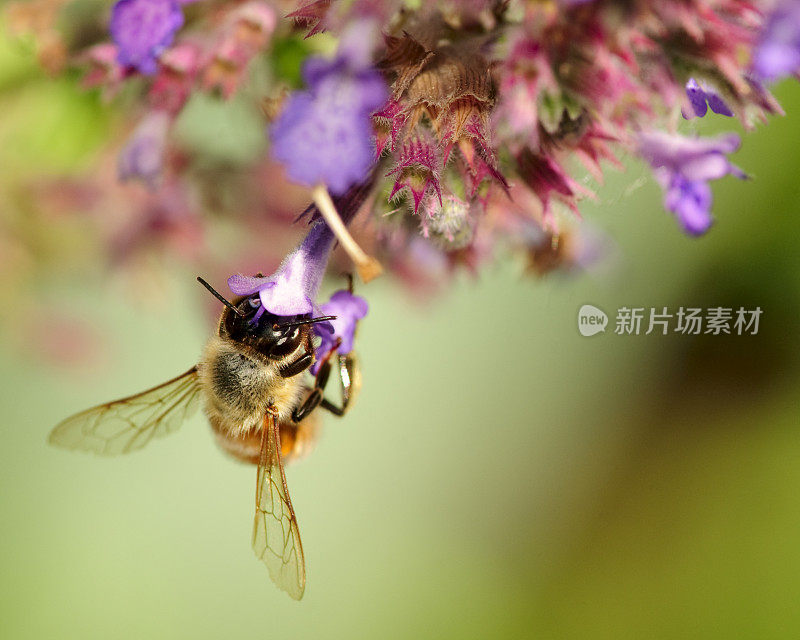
[278,352,314,378]
[317,273,358,416]
[291,388,322,423]
[319,353,360,417]
[291,343,340,422]
[279,326,321,378]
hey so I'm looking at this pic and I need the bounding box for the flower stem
[312,184,383,283]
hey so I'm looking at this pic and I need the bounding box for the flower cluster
[357,0,786,242]
[3,0,799,363]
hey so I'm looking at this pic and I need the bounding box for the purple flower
[110,0,185,75]
[228,221,336,319]
[118,110,170,189]
[311,289,368,373]
[663,176,714,235]
[270,22,388,195]
[318,290,368,353]
[683,78,733,118]
[752,0,800,81]
[638,131,746,236]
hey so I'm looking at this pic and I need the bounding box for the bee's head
[197,277,334,360]
[220,296,308,358]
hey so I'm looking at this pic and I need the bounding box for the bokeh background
[2,15,800,640]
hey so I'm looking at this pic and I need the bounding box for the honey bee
[49,277,360,600]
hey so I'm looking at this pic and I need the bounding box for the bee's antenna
[273,316,337,330]
[196,276,245,318]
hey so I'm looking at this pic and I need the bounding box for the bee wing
[252,411,306,600]
[49,367,201,456]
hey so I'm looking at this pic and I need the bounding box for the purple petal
[118,110,170,188]
[706,92,734,117]
[754,42,800,80]
[752,1,800,81]
[311,288,369,373]
[271,88,380,194]
[682,153,734,181]
[638,130,745,237]
[684,78,733,119]
[259,287,314,316]
[227,274,273,296]
[686,79,709,117]
[110,0,184,75]
[310,333,336,375]
[665,176,713,236]
[302,57,344,88]
[228,221,335,318]
[638,131,741,177]
[336,21,378,71]
[317,289,368,354]
[269,19,387,194]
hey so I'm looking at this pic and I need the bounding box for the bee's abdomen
[209,412,320,466]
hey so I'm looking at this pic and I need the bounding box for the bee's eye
[249,297,260,308]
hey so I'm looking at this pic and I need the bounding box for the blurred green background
[2,21,800,640]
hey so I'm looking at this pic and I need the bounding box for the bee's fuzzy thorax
[197,335,307,436]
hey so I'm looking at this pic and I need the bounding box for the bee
[49,277,360,600]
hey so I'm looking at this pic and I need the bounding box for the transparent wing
[49,368,201,456]
[252,411,306,600]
